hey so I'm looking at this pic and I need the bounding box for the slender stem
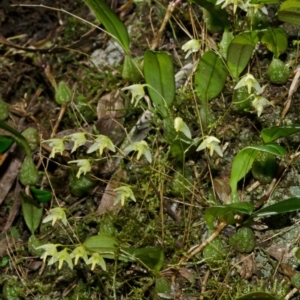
[0,121,32,157]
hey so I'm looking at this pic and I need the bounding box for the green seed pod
[27,235,44,256]
[69,171,97,197]
[19,156,38,186]
[55,81,72,105]
[203,231,227,265]
[232,87,254,113]
[0,99,9,121]
[22,127,40,151]
[252,152,277,184]
[267,58,289,84]
[229,227,256,253]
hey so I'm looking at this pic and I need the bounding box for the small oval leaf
[194,50,227,102]
[144,50,175,118]
[261,125,300,143]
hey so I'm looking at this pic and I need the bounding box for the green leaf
[125,247,165,274]
[0,136,14,153]
[194,51,227,102]
[261,28,287,58]
[191,0,230,29]
[30,187,52,203]
[84,234,120,259]
[219,31,234,59]
[227,31,259,80]
[144,50,175,118]
[261,125,300,143]
[230,144,286,197]
[250,197,300,219]
[205,202,254,229]
[122,55,141,82]
[84,0,129,51]
[278,0,300,26]
[21,192,43,235]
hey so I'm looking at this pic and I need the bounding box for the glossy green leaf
[205,202,254,229]
[30,187,52,203]
[250,197,300,219]
[191,0,230,29]
[230,144,286,197]
[21,192,43,235]
[234,291,279,300]
[144,50,175,118]
[261,28,287,58]
[278,0,300,26]
[84,234,121,259]
[227,31,259,80]
[0,136,14,153]
[219,31,234,59]
[84,0,129,51]
[261,125,300,143]
[125,247,165,274]
[194,51,227,102]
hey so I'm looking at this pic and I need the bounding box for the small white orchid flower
[49,248,73,270]
[43,138,65,158]
[70,245,89,265]
[234,73,262,94]
[174,117,192,139]
[252,95,272,117]
[114,186,136,206]
[87,252,106,271]
[121,84,146,106]
[216,0,250,13]
[182,39,201,59]
[248,3,268,15]
[42,207,68,226]
[196,136,223,157]
[68,159,91,178]
[65,132,87,153]
[36,243,59,263]
[87,135,115,156]
[124,140,152,163]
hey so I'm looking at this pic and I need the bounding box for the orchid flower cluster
[43,132,152,179]
[234,73,272,117]
[37,207,106,271]
[174,117,223,157]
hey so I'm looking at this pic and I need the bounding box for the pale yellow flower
[196,136,223,157]
[182,39,200,59]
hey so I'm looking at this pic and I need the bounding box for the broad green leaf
[30,187,52,203]
[0,136,14,153]
[144,50,175,118]
[191,0,230,29]
[250,197,300,219]
[124,247,165,274]
[84,0,130,51]
[205,202,254,229]
[84,234,118,255]
[261,125,300,143]
[234,291,279,300]
[278,0,300,26]
[21,192,43,235]
[194,51,227,102]
[227,31,259,80]
[230,144,286,197]
[219,31,234,59]
[155,276,171,296]
[122,55,141,82]
[261,28,287,58]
